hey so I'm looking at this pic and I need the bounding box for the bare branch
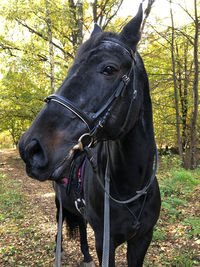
[15,18,74,59]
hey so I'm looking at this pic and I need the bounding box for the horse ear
[91,23,102,37]
[119,4,143,50]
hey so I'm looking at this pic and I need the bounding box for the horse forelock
[75,31,123,60]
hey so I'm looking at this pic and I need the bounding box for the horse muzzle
[19,135,80,182]
[19,137,50,181]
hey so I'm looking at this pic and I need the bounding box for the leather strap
[54,183,63,267]
[102,147,110,267]
[44,95,93,131]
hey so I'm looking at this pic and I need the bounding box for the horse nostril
[25,139,48,168]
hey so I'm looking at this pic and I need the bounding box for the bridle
[46,38,157,267]
[44,37,137,151]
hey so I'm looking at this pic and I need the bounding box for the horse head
[19,5,144,182]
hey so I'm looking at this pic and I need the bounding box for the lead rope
[55,183,63,267]
[102,144,110,267]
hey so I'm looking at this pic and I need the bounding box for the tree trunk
[189,0,199,169]
[170,2,184,163]
[182,41,189,151]
[76,0,83,46]
[93,0,98,23]
[68,0,83,48]
[141,0,155,33]
[46,0,55,94]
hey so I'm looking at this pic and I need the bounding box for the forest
[0,0,199,170]
[0,1,200,266]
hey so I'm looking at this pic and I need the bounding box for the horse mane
[135,52,154,139]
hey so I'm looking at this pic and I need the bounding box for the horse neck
[106,104,155,199]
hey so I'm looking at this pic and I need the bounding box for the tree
[187,0,199,169]
[169,0,199,169]
[141,0,199,168]
[92,0,124,29]
[46,0,55,93]
[170,0,184,162]
[0,0,126,145]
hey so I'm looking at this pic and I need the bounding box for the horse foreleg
[127,228,153,267]
[79,220,94,264]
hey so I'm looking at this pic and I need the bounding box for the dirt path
[0,149,55,221]
[0,150,97,266]
[0,150,127,266]
[1,149,199,266]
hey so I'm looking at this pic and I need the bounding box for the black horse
[19,4,161,266]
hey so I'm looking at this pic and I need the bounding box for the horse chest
[86,184,142,242]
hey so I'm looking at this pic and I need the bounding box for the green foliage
[159,158,199,223]
[161,197,186,222]
[0,68,47,145]
[171,169,200,187]
[0,0,127,145]
[152,227,166,241]
[183,217,200,237]
[148,154,200,265]
[0,131,13,148]
[169,248,198,267]
[0,173,23,220]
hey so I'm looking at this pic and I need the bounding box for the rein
[54,183,63,267]
[84,144,158,205]
[102,143,110,267]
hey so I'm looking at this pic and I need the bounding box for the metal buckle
[44,97,50,103]
[132,89,137,100]
[75,198,86,215]
[122,75,130,85]
[72,133,93,151]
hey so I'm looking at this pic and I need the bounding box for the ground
[0,149,199,266]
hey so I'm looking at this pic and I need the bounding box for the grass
[0,131,14,149]
[145,154,200,266]
[0,174,23,219]
[0,172,55,266]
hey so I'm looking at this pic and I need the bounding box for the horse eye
[102,66,117,76]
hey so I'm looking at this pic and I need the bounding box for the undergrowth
[147,154,200,266]
[0,152,200,266]
[0,172,55,266]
